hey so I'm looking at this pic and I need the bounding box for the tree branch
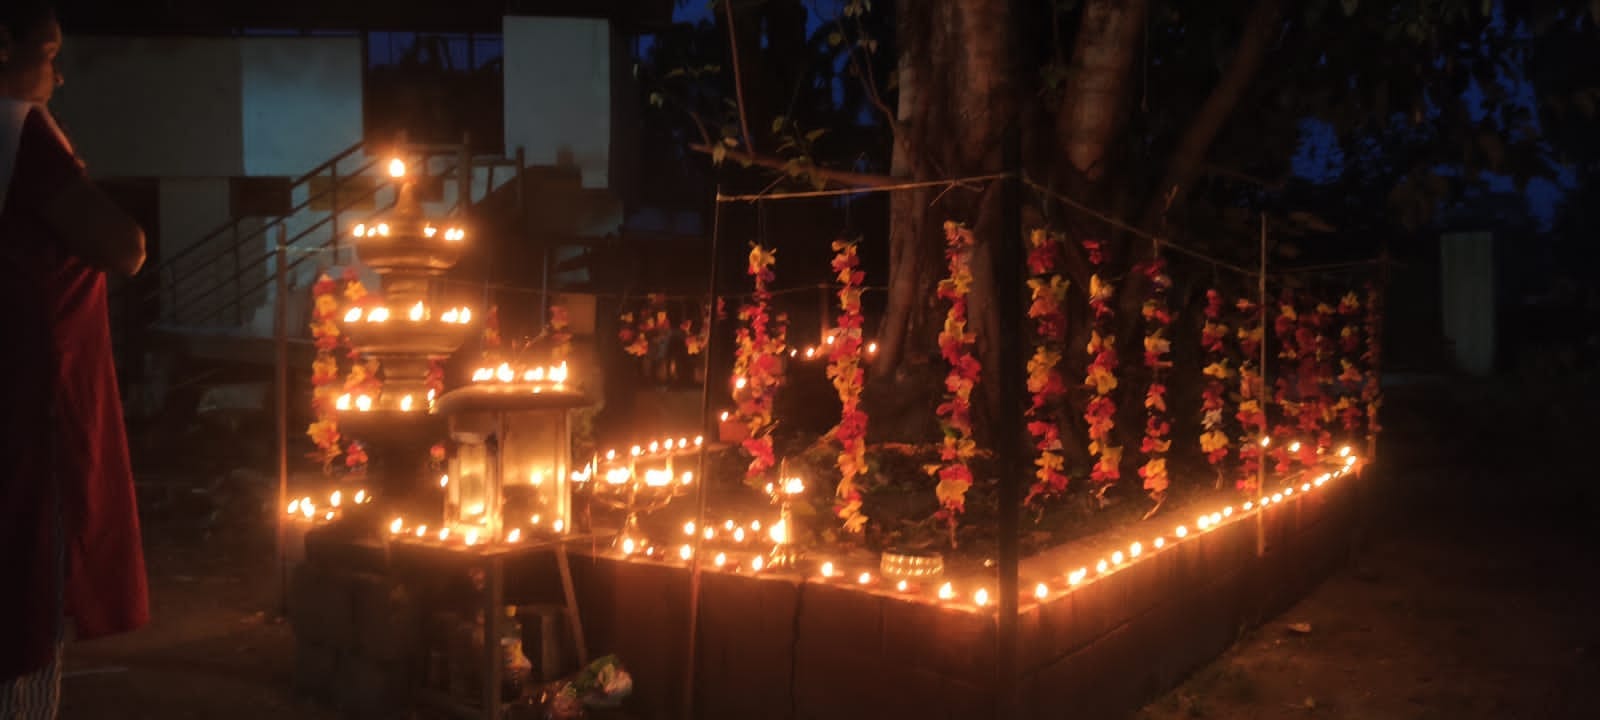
[687,143,899,188]
[1055,0,1150,179]
[1142,0,1282,230]
[722,0,757,152]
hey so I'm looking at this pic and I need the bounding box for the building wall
[241,38,366,177]
[503,16,612,189]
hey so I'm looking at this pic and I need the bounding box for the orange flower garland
[1334,291,1364,433]
[1234,298,1266,492]
[1269,291,1299,474]
[482,305,502,351]
[1199,290,1232,474]
[827,239,869,532]
[1138,257,1173,502]
[1300,301,1337,462]
[1023,230,1070,506]
[927,222,980,543]
[1362,283,1384,439]
[547,304,573,362]
[307,273,344,469]
[1082,239,1121,489]
[734,245,783,482]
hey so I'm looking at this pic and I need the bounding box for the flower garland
[928,222,980,543]
[1083,239,1121,489]
[548,304,573,362]
[1199,290,1232,475]
[827,239,869,532]
[483,305,502,352]
[1362,283,1384,440]
[1269,291,1299,474]
[1234,298,1266,492]
[1138,257,1173,502]
[735,245,783,482]
[1301,300,1337,463]
[1334,292,1365,434]
[682,300,709,356]
[307,273,345,469]
[1023,230,1070,507]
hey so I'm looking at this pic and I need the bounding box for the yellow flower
[343,281,367,303]
[1200,431,1230,453]
[1203,362,1232,380]
[1086,365,1118,395]
[1089,274,1113,302]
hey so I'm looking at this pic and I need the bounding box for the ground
[54,375,1600,719]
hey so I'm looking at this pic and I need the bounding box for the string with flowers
[1234,298,1266,493]
[1334,291,1365,435]
[1138,255,1173,505]
[1023,230,1070,507]
[826,238,869,533]
[1269,290,1299,474]
[682,300,710,356]
[306,273,345,470]
[1199,289,1232,482]
[1362,282,1384,443]
[927,222,980,546]
[482,305,502,353]
[547,304,573,362]
[1299,299,1337,464]
[1082,238,1121,493]
[734,245,784,482]
[618,295,666,358]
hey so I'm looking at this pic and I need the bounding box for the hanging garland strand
[1024,230,1070,507]
[1362,282,1384,443]
[1083,239,1121,492]
[827,239,869,533]
[547,304,573,362]
[1303,299,1337,464]
[1199,289,1232,481]
[1234,298,1266,493]
[1269,290,1299,474]
[1138,256,1174,504]
[927,222,980,547]
[306,273,345,470]
[734,245,783,483]
[1335,291,1365,435]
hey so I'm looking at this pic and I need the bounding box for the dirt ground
[53,376,1600,719]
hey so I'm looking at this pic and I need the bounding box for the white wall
[503,16,612,189]
[241,38,364,177]
[53,36,245,178]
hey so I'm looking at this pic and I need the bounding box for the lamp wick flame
[387,158,406,178]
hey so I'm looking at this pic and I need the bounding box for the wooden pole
[274,225,290,615]
[682,189,723,720]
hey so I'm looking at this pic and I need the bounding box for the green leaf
[804,128,828,142]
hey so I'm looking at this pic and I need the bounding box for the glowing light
[750,520,761,532]
[703,528,715,540]
[552,519,565,533]
[1272,493,1284,502]
[415,525,428,538]
[1210,512,1222,525]
[724,520,735,531]
[460,308,472,324]
[733,528,746,543]
[720,411,730,422]
[1034,583,1049,600]
[605,468,630,484]
[1175,525,1188,538]
[531,515,541,525]
[464,530,478,546]
[857,572,871,585]
[679,545,692,560]
[1284,487,1295,496]
[1069,568,1087,585]
[1153,537,1165,549]
[1096,559,1109,574]
[496,363,514,383]
[335,394,352,411]
[1129,542,1142,558]
[287,499,300,515]
[825,335,835,345]
[897,580,909,592]
[1223,506,1234,518]
[734,377,748,390]
[621,538,636,555]
[1111,551,1125,564]
[355,395,373,412]
[1243,502,1254,510]
[867,342,878,354]
[1338,446,1352,457]
[1260,436,1271,447]
[440,474,449,488]
[424,225,437,238]
[938,583,955,600]
[714,552,727,568]
[767,519,788,544]
[466,503,485,516]
[820,562,835,578]
[344,308,363,322]
[330,490,342,508]
[695,436,704,446]
[325,511,334,520]
[400,395,414,412]
[1302,483,1312,492]
[506,529,522,543]
[367,307,390,323]
[974,589,990,606]
[680,472,695,485]
[355,490,367,504]
[644,469,672,487]
[376,223,390,237]
[438,528,450,541]
[387,158,406,178]
[530,471,544,486]
[1288,441,1302,453]
[684,521,696,536]
[408,302,425,321]
[1197,516,1211,530]
[648,441,660,453]
[804,347,815,359]
[445,309,462,324]
[751,556,764,572]
[353,223,366,238]
[389,518,402,534]
[631,445,642,457]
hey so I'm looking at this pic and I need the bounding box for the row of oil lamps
[342,303,475,325]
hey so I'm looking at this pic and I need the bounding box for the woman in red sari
[1,2,150,717]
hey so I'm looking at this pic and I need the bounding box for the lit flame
[552,519,564,533]
[1338,446,1352,457]
[867,342,878,354]
[287,499,300,515]
[496,363,514,383]
[644,469,672,487]
[336,394,352,411]
[750,556,764,572]
[524,367,545,382]
[1175,525,1188,537]
[680,471,694,485]
[938,583,955,600]
[679,545,692,560]
[466,503,485,516]
[734,377,747,390]
[389,518,402,534]
[368,307,390,323]
[355,490,367,504]
[353,223,366,238]
[1035,583,1049,600]
[388,158,406,178]
[408,302,425,321]
[1288,441,1302,453]
[355,395,373,412]
[732,527,746,542]
[330,490,342,508]
[783,478,805,495]
[416,525,428,538]
[531,515,541,525]
[464,530,478,546]
[507,528,522,543]
[714,552,726,568]
[444,309,462,324]
[1129,542,1142,558]
[820,561,835,578]
[377,223,390,237]
[1096,559,1109,573]
[1068,569,1086,585]
[720,411,730,422]
[897,580,909,592]
[622,538,636,555]
[1154,537,1165,549]
[460,308,472,323]
[684,521,696,535]
[400,395,414,412]
[768,519,787,544]
[344,308,363,323]
[1260,436,1271,447]
[438,527,450,541]
[605,468,631,485]
[440,474,449,488]
[857,572,871,585]
[424,225,437,238]
[530,471,544,486]
[1111,551,1125,564]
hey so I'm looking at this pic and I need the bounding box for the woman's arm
[15,109,145,277]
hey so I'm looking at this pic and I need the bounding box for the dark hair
[0,0,56,42]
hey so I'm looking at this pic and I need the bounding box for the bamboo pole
[274,225,290,614]
[1255,214,1269,558]
[682,188,723,720]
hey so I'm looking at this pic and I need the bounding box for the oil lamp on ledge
[333,157,478,493]
[428,360,592,545]
[575,435,702,551]
[764,463,805,569]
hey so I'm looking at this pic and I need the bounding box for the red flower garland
[827,239,869,532]
[483,305,502,352]
[1334,292,1364,433]
[1269,291,1300,474]
[1083,239,1121,488]
[1362,283,1384,439]
[1301,301,1337,463]
[1024,230,1070,506]
[734,245,783,482]
[928,222,980,543]
[307,273,344,469]
[1234,298,1266,492]
[547,304,573,362]
[1138,257,1173,501]
[1199,290,1232,473]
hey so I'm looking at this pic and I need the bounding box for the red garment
[0,108,149,680]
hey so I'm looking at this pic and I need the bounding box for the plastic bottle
[501,606,535,701]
